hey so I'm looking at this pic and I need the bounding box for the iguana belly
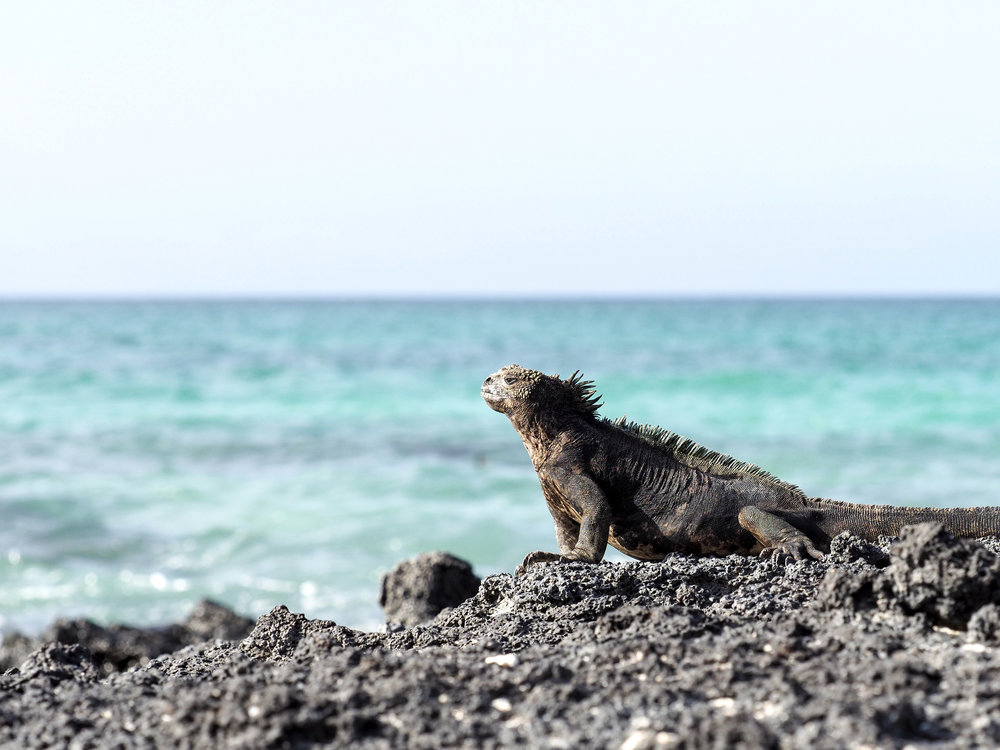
[607,529,667,561]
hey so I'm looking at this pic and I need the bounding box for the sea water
[1,299,998,634]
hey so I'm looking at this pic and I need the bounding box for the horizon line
[1,291,999,303]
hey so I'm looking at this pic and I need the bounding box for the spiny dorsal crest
[555,369,800,493]
[602,417,805,496]
[561,370,603,416]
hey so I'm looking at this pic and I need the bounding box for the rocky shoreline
[5,523,1000,748]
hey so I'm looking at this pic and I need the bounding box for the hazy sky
[2,2,998,297]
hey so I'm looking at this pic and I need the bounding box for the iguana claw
[515,550,568,577]
[760,540,825,564]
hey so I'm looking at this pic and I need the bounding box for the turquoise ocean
[2,299,998,634]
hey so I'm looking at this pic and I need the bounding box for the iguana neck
[508,407,588,467]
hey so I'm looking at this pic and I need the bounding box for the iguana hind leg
[737,506,824,562]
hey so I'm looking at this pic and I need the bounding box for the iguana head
[481,364,602,419]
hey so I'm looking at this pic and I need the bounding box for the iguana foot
[759,539,824,564]
[515,550,569,577]
[738,506,825,564]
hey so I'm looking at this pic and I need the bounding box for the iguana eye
[502,373,521,386]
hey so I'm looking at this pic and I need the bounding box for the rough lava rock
[0,598,254,676]
[378,550,481,628]
[4,525,1000,748]
[879,522,1000,628]
[816,523,1000,631]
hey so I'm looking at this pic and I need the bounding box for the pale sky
[2,2,998,297]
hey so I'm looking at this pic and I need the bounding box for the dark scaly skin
[482,364,1000,575]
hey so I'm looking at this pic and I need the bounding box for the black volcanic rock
[0,599,254,676]
[379,550,481,628]
[879,522,1000,628]
[5,531,1000,748]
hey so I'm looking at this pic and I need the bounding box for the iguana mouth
[481,382,508,403]
[481,375,510,410]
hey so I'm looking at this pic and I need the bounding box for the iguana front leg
[737,506,824,562]
[516,467,611,576]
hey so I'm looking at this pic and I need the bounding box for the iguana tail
[813,498,1000,541]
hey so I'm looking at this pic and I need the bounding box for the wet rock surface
[4,524,1000,748]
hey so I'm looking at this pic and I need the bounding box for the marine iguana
[482,364,1000,574]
